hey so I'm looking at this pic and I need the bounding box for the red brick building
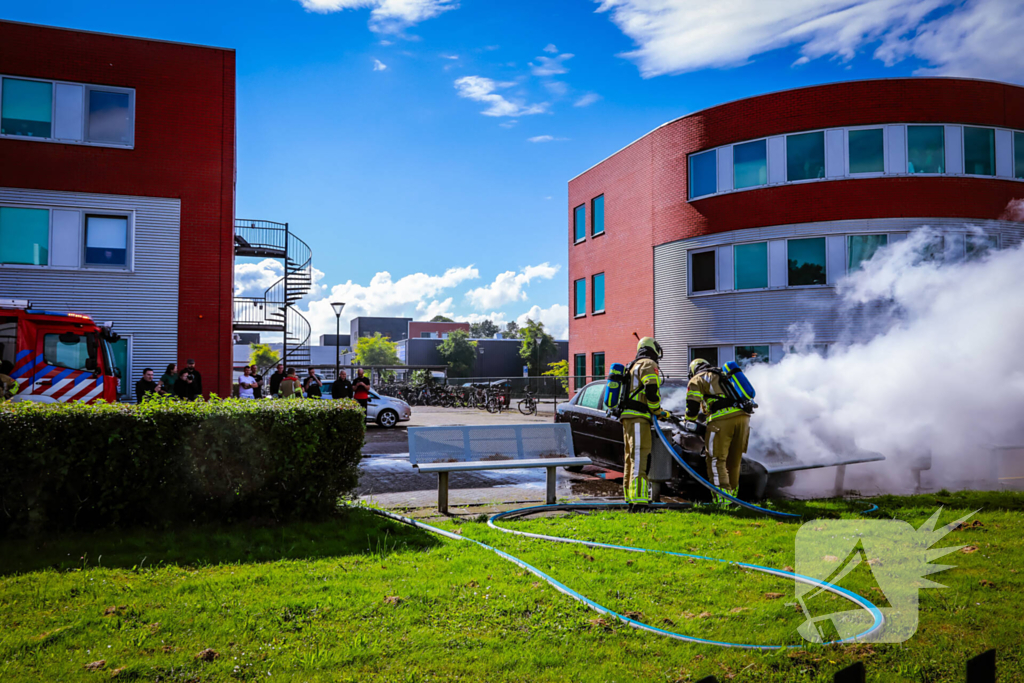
[0,20,236,398]
[568,78,1024,381]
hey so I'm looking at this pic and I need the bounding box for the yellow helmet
[689,358,710,377]
[636,336,663,359]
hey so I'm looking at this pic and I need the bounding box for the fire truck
[0,299,121,403]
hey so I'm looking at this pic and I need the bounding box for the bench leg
[438,471,449,514]
[546,466,557,505]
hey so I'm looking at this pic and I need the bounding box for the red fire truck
[1,300,121,403]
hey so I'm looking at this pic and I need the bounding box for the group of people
[134,360,203,402]
[618,336,751,510]
[235,363,372,409]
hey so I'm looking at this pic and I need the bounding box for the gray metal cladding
[0,187,180,400]
[655,216,1024,377]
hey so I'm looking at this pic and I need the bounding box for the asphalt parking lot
[358,406,625,509]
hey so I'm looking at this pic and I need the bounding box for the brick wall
[408,321,472,338]
[569,78,1024,377]
[0,21,236,397]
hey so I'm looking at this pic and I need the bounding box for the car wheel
[377,409,399,428]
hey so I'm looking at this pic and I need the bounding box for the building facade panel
[570,78,1024,380]
[0,20,236,397]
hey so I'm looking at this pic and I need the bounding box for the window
[966,234,998,261]
[689,149,717,198]
[921,235,945,262]
[849,128,884,174]
[574,278,586,317]
[963,126,995,176]
[421,332,432,338]
[87,88,132,145]
[573,204,585,243]
[734,139,767,189]
[787,237,827,286]
[84,215,129,267]
[574,354,586,390]
[43,333,93,371]
[736,345,770,367]
[1016,132,1024,179]
[786,343,828,357]
[579,382,605,409]
[591,352,605,379]
[591,195,605,236]
[105,336,129,400]
[786,131,825,181]
[848,234,888,271]
[690,250,716,293]
[591,273,605,313]
[0,207,49,265]
[1,78,52,138]
[907,125,944,174]
[690,346,719,368]
[734,242,768,290]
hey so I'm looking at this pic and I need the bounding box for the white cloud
[440,53,459,60]
[456,311,510,327]
[543,43,559,53]
[527,135,568,143]
[544,80,569,96]
[498,120,518,128]
[234,259,284,297]
[415,297,456,321]
[296,0,457,34]
[596,0,1024,83]
[454,76,549,117]
[373,59,388,71]
[465,263,560,309]
[574,92,601,107]
[517,304,570,340]
[530,52,574,76]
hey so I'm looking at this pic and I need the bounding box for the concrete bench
[408,424,591,513]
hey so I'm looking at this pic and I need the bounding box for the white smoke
[744,223,1024,495]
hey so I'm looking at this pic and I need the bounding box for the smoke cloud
[743,224,1024,495]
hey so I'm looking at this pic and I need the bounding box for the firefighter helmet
[689,358,711,378]
[636,336,663,360]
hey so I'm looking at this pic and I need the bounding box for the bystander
[135,368,158,402]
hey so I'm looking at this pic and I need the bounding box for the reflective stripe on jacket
[621,357,661,420]
[685,370,742,423]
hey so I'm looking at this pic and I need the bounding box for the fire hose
[357,420,884,649]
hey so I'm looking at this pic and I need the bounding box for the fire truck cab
[0,299,121,404]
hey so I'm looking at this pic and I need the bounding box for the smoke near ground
[743,222,1024,495]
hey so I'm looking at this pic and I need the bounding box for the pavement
[358,405,627,511]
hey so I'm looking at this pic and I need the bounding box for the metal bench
[408,424,591,513]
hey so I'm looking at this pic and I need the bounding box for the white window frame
[783,129,829,184]
[733,344,772,365]
[732,138,770,192]
[785,236,830,289]
[0,74,135,149]
[688,247,718,296]
[961,125,997,178]
[0,203,135,272]
[687,149,718,200]
[905,124,947,177]
[845,126,887,178]
[732,240,770,292]
[82,211,134,270]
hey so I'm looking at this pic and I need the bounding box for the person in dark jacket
[333,370,353,400]
[251,365,264,399]
[269,363,285,397]
[135,368,158,402]
[185,359,203,397]
[174,368,198,400]
[304,368,322,398]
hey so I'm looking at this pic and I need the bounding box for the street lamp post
[331,302,345,382]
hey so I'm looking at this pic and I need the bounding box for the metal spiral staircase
[233,219,313,369]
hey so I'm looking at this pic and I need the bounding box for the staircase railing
[234,219,314,370]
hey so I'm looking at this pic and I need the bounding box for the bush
[0,396,365,536]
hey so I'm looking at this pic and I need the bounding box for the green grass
[0,491,1021,682]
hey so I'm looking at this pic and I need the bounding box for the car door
[366,390,381,420]
[572,382,622,468]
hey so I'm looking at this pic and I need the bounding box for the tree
[437,329,478,378]
[469,319,500,339]
[249,343,280,374]
[503,320,522,339]
[430,315,454,323]
[543,359,569,394]
[355,332,400,366]
[519,318,558,376]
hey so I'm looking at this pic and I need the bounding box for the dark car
[556,379,885,501]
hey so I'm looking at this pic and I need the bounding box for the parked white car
[323,382,412,428]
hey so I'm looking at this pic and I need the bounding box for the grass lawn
[0,491,1021,682]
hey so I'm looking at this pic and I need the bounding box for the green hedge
[0,397,365,536]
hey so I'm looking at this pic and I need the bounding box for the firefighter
[620,337,671,509]
[0,361,18,401]
[686,358,749,505]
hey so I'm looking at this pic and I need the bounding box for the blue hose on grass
[358,502,884,649]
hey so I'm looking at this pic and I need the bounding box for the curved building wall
[568,78,1024,376]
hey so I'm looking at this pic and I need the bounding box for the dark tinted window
[907,126,944,174]
[963,127,994,176]
[786,131,825,181]
[690,346,719,367]
[574,354,586,390]
[849,128,884,174]
[591,352,605,378]
[573,204,585,242]
[691,250,715,293]
[591,195,604,235]
[788,237,827,286]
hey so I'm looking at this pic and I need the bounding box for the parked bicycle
[517,388,538,416]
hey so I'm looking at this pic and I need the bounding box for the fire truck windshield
[42,332,97,372]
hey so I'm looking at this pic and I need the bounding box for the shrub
[0,396,365,536]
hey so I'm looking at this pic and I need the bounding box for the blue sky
[7,0,1022,338]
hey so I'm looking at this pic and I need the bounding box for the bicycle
[517,389,538,416]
